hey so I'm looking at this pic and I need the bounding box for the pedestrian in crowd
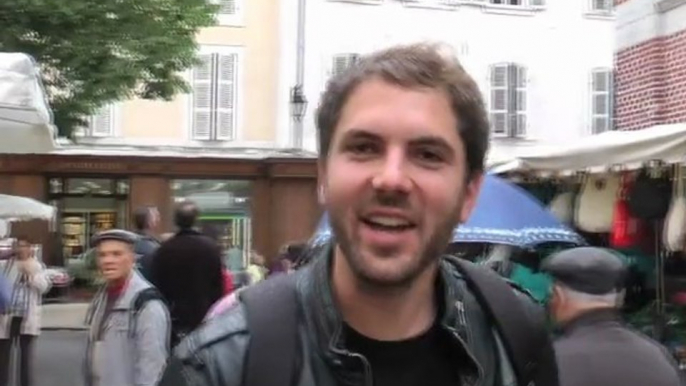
[542,247,683,386]
[270,242,307,276]
[225,238,244,273]
[0,236,51,386]
[150,200,224,348]
[245,251,267,285]
[159,43,555,386]
[132,206,161,281]
[84,229,170,386]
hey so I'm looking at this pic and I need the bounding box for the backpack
[240,259,559,386]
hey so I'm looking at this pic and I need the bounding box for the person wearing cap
[84,229,170,386]
[542,246,682,386]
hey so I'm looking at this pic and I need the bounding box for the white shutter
[219,0,236,15]
[216,53,237,141]
[489,64,508,135]
[591,69,611,134]
[514,65,527,137]
[192,54,213,140]
[90,106,114,137]
[332,54,360,77]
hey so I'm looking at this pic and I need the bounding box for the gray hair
[557,284,624,307]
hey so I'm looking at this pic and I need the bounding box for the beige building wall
[116,0,279,144]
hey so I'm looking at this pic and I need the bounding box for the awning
[0,53,57,153]
[504,124,686,174]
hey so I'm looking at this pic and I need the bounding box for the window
[214,0,243,25]
[191,47,241,141]
[489,63,527,138]
[591,69,614,134]
[590,0,612,12]
[332,54,361,77]
[488,0,545,6]
[77,105,115,137]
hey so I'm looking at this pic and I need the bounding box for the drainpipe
[291,0,307,149]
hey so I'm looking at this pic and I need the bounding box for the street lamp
[290,85,308,122]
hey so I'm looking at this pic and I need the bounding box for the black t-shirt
[344,323,462,386]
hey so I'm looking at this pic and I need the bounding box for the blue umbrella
[310,174,585,248]
[453,174,585,247]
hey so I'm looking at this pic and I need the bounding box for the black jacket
[150,228,223,337]
[554,309,683,386]
[159,245,546,386]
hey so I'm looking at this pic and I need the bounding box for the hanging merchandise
[628,167,672,221]
[663,165,686,252]
[611,173,647,249]
[575,173,621,233]
[548,181,576,225]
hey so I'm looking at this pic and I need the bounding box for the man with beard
[158,43,553,386]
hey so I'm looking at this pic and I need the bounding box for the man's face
[320,79,483,287]
[15,240,32,260]
[97,240,135,282]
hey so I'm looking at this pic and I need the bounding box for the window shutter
[192,54,213,140]
[591,69,612,134]
[489,64,509,135]
[514,65,527,137]
[332,54,360,77]
[91,106,114,137]
[219,0,237,15]
[216,53,237,141]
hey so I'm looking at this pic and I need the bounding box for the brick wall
[615,30,686,130]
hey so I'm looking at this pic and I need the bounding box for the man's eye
[416,149,443,163]
[347,142,377,155]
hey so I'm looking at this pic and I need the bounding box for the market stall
[492,124,686,367]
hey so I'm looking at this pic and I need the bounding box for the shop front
[0,151,320,266]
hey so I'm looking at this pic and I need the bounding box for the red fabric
[222,270,234,296]
[107,277,128,300]
[611,175,646,248]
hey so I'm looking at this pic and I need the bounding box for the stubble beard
[331,195,464,291]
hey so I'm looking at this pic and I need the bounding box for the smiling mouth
[361,215,416,232]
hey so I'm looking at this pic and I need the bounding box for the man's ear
[317,159,327,205]
[458,172,485,224]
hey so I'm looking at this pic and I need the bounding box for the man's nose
[371,150,412,193]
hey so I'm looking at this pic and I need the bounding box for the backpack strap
[129,287,166,340]
[240,274,299,386]
[451,258,559,386]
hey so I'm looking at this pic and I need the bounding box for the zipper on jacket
[329,325,374,386]
[448,300,484,386]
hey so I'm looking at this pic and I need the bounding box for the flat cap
[91,229,138,247]
[541,247,627,295]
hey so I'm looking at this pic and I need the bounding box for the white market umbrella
[0,194,55,222]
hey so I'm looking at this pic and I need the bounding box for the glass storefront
[171,179,252,269]
[49,177,129,258]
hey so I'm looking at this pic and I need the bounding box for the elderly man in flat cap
[542,246,682,386]
[83,229,171,386]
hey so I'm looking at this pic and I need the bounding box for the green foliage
[0,0,219,136]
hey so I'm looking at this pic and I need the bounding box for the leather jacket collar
[297,243,483,386]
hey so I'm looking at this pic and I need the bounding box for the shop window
[48,177,129,259]
[172,179,252,269]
